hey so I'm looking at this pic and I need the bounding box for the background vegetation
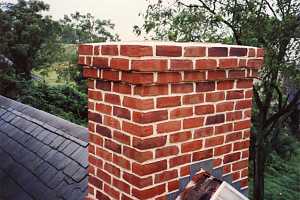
[0,0,299,199]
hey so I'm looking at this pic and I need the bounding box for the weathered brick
[123,172,153,188]
[113,106,131,120]
[206,114,225,125]
[157,72,182,83]
[183,117,204,129]
[101,45,118,55]
[157,96,181,108]
[194,127,214,138]
[195,105,215,115]
[123,146,153,163]
[196,82,215,92]
[184,72,206,81]
[204,136,224,147]
[170,107,193,119]
[157,121,181,133]
[135,85,168,96]
[155,146,179,158]
[169,131,192,143]
[93,57,109,67]
[205,91,225,102]
[132,184,166,199]
[111,58,129,70]
[133,110,168,124]
[207,70,226,80]
[122,121,153,137]
[156,45,182,57]
[169,154,191,168]
[195,59,217,69]
[132,160,167,176]
[230,48,247,56]
[192,149,213,161]
[208,47,228,57]
[181,140,203,153]
[155,169,178,183]
[170,59,193,70]
[96,80,111,91]
[224,152,241,164]
[123,97,154,110]
[132,59,167,71]
[120,45,153,57]
[219,58,238,68]
[171,83,193,93]
[105,139,121,153]
[184,46,206,57]
[122,72,153,84]
[183,94,204,105]
[133,136,167,150]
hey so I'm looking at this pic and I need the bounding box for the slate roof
[0,95,89,200]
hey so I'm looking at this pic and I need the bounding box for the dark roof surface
[0,95,88,200]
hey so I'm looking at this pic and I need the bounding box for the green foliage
[0,0,63,79]
[18,81,88,126]
[59,12,119,44]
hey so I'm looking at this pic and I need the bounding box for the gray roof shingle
[0,95,88,200]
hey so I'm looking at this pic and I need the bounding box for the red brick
[257,48,264,57]
[215,123,233,134]
[236,99,252,110]
[113,178,130,194]
[219,58,238,68]
[120,45,153,57]
[171,83,193,93]
[135,85,168,96]
[216,102,234,112]
[123,146,153,163]
[90,133,103,146]
[132,160,167,176]
[113,106,131,120]
[194,127,214,138]
[168,180,180,192]
[226,90,244,100]
[113,154,131,170]
[240,178,248,188]
[133,136,167,150]
[122,72,153,84]
[155,146,179,158]
[181,140,203,153]
[213,158,222,167]
[234,140,250,151]
[184,72,206,81]
[184,47,206,57]
[104,163,121,177]
[132,184,166,199]
[88,112,102,123]
[170,107,193,119]
[183,94,204,105]
[192,149,213,161]
[226,111,243,121]
[96,169,112,184]
[78,56,86,65]
[206,114,225,125]
[204,136,224,147]
[133,110,168,124]
[105,139,121,153]
[195,105,214,115]
[83,68,98,78]
[103,115,121,130]
[89,176,103,189]
[169,131,192,143]
[207,70,226,80]
[113,130,130,145]
[232,171,241,181]
[96,80,111,91]
[245,90,253,98]
[170,59,193,70]
[104,184,120,199]
[230,48,248,56]
[217,80,234,90]
[180,165,190,176]
[228,70,246,78]
[123,172,153,188]
[93,57,109,67]
[132,59,167,71]
[157,96,181,108]
[157,121,181,133]
[155,169,178,183]
[101,45,118,55]
[102,70,119,81]
[183,117,204,129]
[242,150,250,159]
[123,97,154,110]
[247,59,263,69]
[208,47,228,57]
[232,160,248,171]
[157,72,182,83]
[195,59,217,69]
[241,168,249,178]
[237,80,253,88]
[223,152,241,164]
[214,144,232,156]
[113,82,131,94]
[123,121,153,137]
[96,125,112,138]
[156,45,182,57]
[96,103,112,115]
[234,120,251,131]
[226,132,243,142]
[104,93,120,105]
[248,48,256,57]
[88,90,102,101]
[111,58,129,70]
[196,82,215,92]
[79,45,93,55]
[239,59,247,67]
[96,190,110,200]
[169,154,191,167]
[88,101,95,110]
[205,91,225,102]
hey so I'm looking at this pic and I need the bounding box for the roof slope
[0,95,88,200]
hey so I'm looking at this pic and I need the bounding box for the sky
[3,0,153,41]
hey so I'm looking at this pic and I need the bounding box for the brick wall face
[79,42,264,200]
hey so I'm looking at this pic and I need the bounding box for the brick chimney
[78,42,264,200]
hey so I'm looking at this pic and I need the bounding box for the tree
[0,0,62,79]
[136,1,300,200]
[59,12,119,44]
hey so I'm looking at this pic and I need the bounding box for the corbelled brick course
[79,42,264,200]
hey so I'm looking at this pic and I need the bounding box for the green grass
[249,145,300,200]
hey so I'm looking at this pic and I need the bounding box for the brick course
[79,42,264,200]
